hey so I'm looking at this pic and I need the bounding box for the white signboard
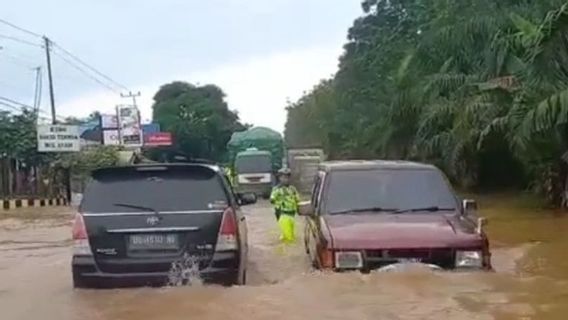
[101,114,118,129]
[37,125,80,152]
[103,130,120,146]
[117,105,143,148]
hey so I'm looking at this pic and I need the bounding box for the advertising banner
[101,114,119,129]
[103,130,120,146]
[117,105,143,148]
[144,132,173,147]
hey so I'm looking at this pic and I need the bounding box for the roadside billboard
[144,132,173,147]
[101,114,119,129]
[102,130,120,146]
[117,105,143,148]
[37,125,81,152]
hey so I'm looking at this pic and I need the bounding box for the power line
[0,34,42,47]
[0,18,42,38]
[51,49,121,94]
[0,95,33,109]
[52,42,128,91]
[0,101,53,121]
[0,100,24,112]
[0,50,37,68]
[0,96,47,115]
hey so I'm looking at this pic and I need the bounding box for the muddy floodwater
[1,195,568,320]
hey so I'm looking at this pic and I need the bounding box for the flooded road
[1,196,568,320]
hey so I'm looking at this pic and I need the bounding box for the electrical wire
[0,50,37,69]
[0,101,53,121]
[0,34,42,47]
[52,42,128,91]
[0,96,60,119]
[0,18,42,38]
[51,50,121,94]
[0,95,33,109]
[0,100,24,112]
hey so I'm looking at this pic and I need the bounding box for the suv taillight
[72,213,92,256]
[216,207,238,251]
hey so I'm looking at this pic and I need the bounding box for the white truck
[286,148,325,195]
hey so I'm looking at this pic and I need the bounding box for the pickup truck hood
[324,213,482,250]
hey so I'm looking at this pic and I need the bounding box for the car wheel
[72,267,90,289]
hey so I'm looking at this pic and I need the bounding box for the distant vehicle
[71,163,256,288]
[227,127,284,197]
[234,148,274,198]
[286,148,325,194]
[300,160,491,272]
[227,126,284,172]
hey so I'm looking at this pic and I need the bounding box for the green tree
[152,81,247,160]
[285,0,568,205]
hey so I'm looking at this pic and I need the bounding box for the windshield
[235,154,272,173]
[324,169,458,214]
[80,167,228,213]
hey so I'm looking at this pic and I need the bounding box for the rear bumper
[72,251,240,287]
[236,183,272,195]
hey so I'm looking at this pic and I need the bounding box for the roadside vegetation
[1,81,248,198]
[151,81,249,161]
[284,0,568,206]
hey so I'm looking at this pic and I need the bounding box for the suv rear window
[80,166,228,213]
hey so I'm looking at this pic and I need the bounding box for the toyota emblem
[146,216,160,226]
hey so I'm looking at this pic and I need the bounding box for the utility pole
[32,66,42,115]
[121,91,141,108]
[43,36,56,124]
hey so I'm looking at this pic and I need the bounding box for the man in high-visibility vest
[270,168,300,243]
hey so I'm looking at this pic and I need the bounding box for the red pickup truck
[300,160,491,272]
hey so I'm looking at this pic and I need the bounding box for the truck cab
[234,148,274,198]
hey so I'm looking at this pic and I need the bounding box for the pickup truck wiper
[329,207,397,215]
[392,206,455,214]
[112,203,160,217]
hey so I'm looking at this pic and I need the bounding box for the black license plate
[127,234,179,250]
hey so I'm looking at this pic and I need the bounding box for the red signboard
[144,132,172,147]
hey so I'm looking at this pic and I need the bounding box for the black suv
[71,163,255,288]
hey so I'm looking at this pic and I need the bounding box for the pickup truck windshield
[324,169,458,214]
[235,154,272,174]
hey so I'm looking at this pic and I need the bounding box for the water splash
[167,253,203,286]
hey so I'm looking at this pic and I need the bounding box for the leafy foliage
[285,0,568,204]
[0,109,49,166]
[152,81,247,161]
[55,145,120,177]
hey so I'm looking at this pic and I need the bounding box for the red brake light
[220,208,237,235]
[72,213,88,240]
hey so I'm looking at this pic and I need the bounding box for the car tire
[72,267,90,289]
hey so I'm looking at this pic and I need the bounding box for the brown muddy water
[1,196,567,320]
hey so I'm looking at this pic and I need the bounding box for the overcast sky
[1,0,362,132]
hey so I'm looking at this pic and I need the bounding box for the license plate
[128,234,179,250]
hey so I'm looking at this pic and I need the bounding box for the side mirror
[476,217,488,234]
[238,193,257,205]
[462,199,477,213]
[298,200,315,217]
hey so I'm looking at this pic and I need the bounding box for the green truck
[227,127,284,198]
